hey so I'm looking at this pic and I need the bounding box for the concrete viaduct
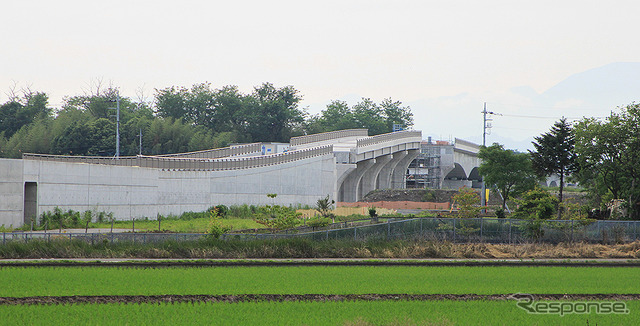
[0,129,422,227]
[290,129,422,202]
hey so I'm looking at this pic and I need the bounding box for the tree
[478,143,539,209]
[452,186,481,218]
[0,91,51,138]
[573,103,640,219]
[154,86,189,120]
[245,83,305,142]
[530,118,579,208]
[309,98,414,135]
[513,187,559,240]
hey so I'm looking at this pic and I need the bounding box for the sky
[3,0,640,150]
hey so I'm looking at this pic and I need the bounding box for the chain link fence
[2,218,640,245]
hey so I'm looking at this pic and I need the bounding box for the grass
[0,300,636,325]
[89,218,264,233]
[0,266,638,297]
[2,237,640,259]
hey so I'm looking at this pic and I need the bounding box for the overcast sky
[3,1,640,149]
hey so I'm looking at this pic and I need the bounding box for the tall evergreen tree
[530,118,578,210]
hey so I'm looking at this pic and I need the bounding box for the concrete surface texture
[0,129,434,227]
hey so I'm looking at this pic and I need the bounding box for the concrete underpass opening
[24,182,37,226]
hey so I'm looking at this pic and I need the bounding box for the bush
[452,187,480,218]
[422,190,436,202]
[306,217,332,229]
[513,187,559,241]
[206,209,232,239]
[214,205,228,217]
[512,187,558,220]
[254,205,302,231]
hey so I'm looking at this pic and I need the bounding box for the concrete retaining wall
[0,154,336,226]
[0,159,24,227]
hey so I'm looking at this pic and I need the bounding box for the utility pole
[481,103,491,211]
[115,95,120,158]
[108,95,121,158]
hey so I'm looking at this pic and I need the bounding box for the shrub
[512,187,558,220]
[254,205,302,231]
[452,187,480,218]
[306,217,332,229]
[315,195,335,218]
[422,190,436,202]
[206,208,231,239]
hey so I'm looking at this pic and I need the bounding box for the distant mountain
[541,62,640,109]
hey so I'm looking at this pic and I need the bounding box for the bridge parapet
[350,130,422,162]
[290,129,368,147]
[356,130,422,148]
[155,143,261,159]
[22,145,333,171]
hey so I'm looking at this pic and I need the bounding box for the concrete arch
[391,149,420,189]
[378,151,406,189]
[444,163,467,180]
[338,159,375,202]
[549,180,558,187]
[468,167,481,181]
[360,154,393,199]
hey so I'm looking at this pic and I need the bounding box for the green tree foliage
[452,186,480,218]
[0,92,51,138]
[254,205,302,230]
[513,187,559,220]
[246,83,305,142]
[315,195,335,218]
[1,83,416,159]
[530,118,578,206]
[478,143,539,209]
[309,98,414,135]
[154,82,305,143]
[513,187,559,240]
[573,103,640,219]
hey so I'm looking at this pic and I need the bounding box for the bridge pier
[391,149,420,189]
[359,154,393,200]
[339,159,375,202]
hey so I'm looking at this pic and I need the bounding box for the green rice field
[0,265,637,325]
[1,300,637,326]
[0,266,638,297]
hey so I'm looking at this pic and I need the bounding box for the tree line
[0,82,413,158]
[479,103,640,220]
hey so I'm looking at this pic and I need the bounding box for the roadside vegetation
[1,237,639,259]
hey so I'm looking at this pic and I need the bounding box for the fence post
[354,226,357,241]
[480,218,483,240]
[453,218,456,242]
[326,229,329,241]
[2,232,4,245]
[570,220,574,242]
[387,219,391,239]
[420,218,423,235]
[508,220,512,244]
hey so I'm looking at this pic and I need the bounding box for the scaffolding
[407,140,448,189]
